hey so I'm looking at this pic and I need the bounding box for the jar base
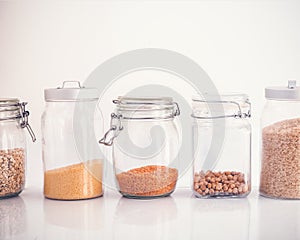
[194,191,250,199]
[259,192,300,200]
[0,190,23,199]
[120,190,174,200]
[44,193,104,201]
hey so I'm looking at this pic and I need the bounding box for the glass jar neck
[0,99,36,142]
[113,97,180,120]
[192,94,251,119]
[0,99,22,122]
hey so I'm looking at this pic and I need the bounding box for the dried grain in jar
[100,97,181,199]
[0,148,25,198]
[193,170,250,197]
[260,80,300,199]
[44,159,103,200]
[42,81,103,200]
[192,94,251,198]
[260,118,300,199]
[0,99,35,199]
[116,165,178,198]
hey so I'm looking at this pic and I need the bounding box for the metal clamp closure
[0,102,36,142]
[19,102,36,142]
[58,81,84,89]
[173,102,180,117]
[192,99,251,119]
[99,113,123,146]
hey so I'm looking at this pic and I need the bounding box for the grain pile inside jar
[0,148,25,197]
[44,159,103,200]
[116,165,178,197]
[194,170,250,197]
[261,118,300,199]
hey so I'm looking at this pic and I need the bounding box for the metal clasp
[99,113,123,146]
[192,99,251,119]
[288,80,297,89]
[244,100,251,118]
[173,102,180,116]
[19,102,36,142]
[58,81,84,89]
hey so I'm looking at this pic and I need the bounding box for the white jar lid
[265,80,300,100]
[44,81,99,101]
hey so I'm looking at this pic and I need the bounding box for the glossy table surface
[1,187,299,240]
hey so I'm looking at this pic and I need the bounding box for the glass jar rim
[192,93,249,102]
[113,96,180,120]
[0,98,21,113]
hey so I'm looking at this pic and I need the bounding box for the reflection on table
[0,196,26,240]
[257,196,300,240]
[113,196,178,240]
[191,197,251,240]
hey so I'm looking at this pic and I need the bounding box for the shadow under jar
[100,97,180,199]
[0,99,36,199]
[192,94,251,198]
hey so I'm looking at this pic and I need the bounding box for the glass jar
[0,99,35,199]
[42,81,103,200]
[192,94,251,198]
[100,97,180,199]
[260,80,300,199]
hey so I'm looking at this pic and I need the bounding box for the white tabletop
[0,187,299,240]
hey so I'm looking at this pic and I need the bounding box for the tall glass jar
[260,80,300,199]
[42,81,103,200]
[0,99,35,199]
[192,94,251,198]
[100,97,180,199]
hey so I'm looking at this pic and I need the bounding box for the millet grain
[44,159,103,200]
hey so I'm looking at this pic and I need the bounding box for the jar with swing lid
[100,97,181,199]
[192,93,251,198]
[0,99,36,199]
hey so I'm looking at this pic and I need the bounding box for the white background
[1,0,300,190]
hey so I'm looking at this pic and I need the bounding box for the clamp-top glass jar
[192,94,251,198]
[42,81,103,200]
[260,80,300,199]
[0,99,35,199]
[100,97,180,199]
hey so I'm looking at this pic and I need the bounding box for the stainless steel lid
[265,80,300,100]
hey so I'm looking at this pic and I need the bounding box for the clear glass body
[0,107,26,199]
[112,98,180,199]
[192,94,251,198]
[260,99,300,199]
[42,100,103,200]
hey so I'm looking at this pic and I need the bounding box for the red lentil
[116,165,178,197]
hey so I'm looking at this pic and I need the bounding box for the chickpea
[193,171,249,197]
[227,175,233,180]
